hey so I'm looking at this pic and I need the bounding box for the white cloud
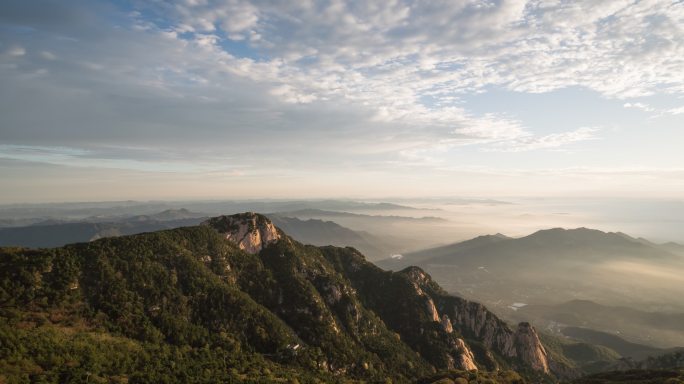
[668,105,684,115]
[40,51,57,60]
[0,0,682,199]
[491,127,599,152]
[133,0,683,149]
[5,45,26,57]
[624,102,656,112]
[624,102,684,117]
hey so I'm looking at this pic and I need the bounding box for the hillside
[511,300,684,350]
[0,213,566,383]
[377,228,684,312]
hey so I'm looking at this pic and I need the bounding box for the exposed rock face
[441,314,454,334]
[445,296,550,374]
[404,266,441,322]
[424,296,440,322]
[391,266,552,374]
[515,322,549,373]
[203,212,282,254]
[454,337,478,371]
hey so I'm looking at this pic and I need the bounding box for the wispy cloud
[0,0,682,201]
[490,127,599,152]
[0,145,247,174]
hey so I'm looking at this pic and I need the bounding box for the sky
[1,0,683,203]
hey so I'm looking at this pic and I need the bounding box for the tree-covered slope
[0,213,563,383]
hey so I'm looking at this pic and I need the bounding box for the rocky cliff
[442,295,551,374]
[319,247,557,376]
[202,212,282,253]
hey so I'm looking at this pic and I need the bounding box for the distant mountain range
[375,226,684,376]
[266,215,396,260]
[381,227,681,270]
[560,327,665,361]
[272,208,454,253]
[272,208,446,222]
[0,217,204,248]
[0,209,401,260]
[377,227,684,312]
[0,199,424,227]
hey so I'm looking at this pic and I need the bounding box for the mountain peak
[202,212,282,254]
[515,322,550,373]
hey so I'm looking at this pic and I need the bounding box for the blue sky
[1,0,683,202]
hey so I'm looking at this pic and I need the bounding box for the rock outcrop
[441,314,454,334]
[515,322,550,373]
[454,337,478,371]
[444,293,551,374]
[396,266,552,374]
[203,212,282,254]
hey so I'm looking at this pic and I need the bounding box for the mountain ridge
[0,212,566,383]
[377,227,684,312]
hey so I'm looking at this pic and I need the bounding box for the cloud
[624,102,684,117]
[623,102,657,113]
[0,0,682,201]
[0,145,248,173]
[146,0,684,99]
[491,127,599,152]
[6,45,25,56]
[668,105,684,115]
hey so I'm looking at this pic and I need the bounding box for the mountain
[0,218,205,248]
[660,242,684,256]
[272,209,454,254]
[267,215,396,260]
[0,200,424,227]
[385,227,679,270]
[272,209,446,222]
[377,228,684,311]
[540,332,621,375]
[559,327,663,360]
[511,300,684,350]
[552,336,684,383]
[382,233,511,266]
[0,212,567,383]
[0,211,395,260]
[571,369,684,384]
[121,208,205,222]
[641,349,684,370]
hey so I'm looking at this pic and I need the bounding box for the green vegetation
[7,217,642,383]
[2,223,516,383]
[0,227,333,383]
[417,370,526,384]
[570,369,684,384]
[540,332,621,374]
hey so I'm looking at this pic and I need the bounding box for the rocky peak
[402,266,433,287]
[514,322,550,373]
[445,298,551,374]
[203,212,282,254]
[402,267,442,322]
[441,314,454,333]
[454,337,478,371]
